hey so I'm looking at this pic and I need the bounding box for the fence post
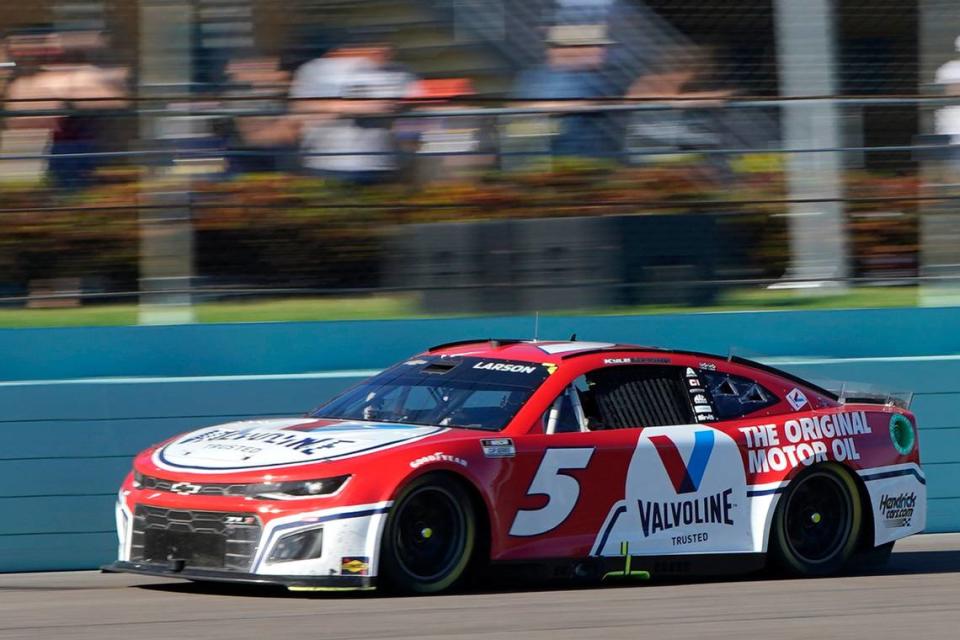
[773,0,849,288]
[919,0,960,305]
[137,0,196,325]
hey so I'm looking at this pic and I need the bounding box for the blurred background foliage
[0,162,921,303]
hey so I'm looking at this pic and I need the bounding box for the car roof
[424,338,840,401]
[426,338,687,363]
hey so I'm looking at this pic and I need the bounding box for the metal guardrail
[0,95,953,160]
[0,145,953,162]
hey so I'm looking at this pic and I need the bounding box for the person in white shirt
[289,44,416,184]
[935,36,960,142]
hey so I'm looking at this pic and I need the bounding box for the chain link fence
[0,0,959,323]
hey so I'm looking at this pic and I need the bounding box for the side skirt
[489,553,767,583]
[102,561,375,590]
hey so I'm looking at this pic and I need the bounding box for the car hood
[151,418,447,474]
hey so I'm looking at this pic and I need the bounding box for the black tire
[379,475,477,594]
[770,464,863,577]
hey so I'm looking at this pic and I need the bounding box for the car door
[497,363,754,561]
[588,364,756,557]
[496,394,635,561]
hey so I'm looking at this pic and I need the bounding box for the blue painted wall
[6,306,960,382]
[1,308,958,572]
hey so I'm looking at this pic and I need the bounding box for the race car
[105,339,925,593]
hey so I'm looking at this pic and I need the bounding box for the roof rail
[559,345,724,360]
[560,346,661,360]
[560,346,840,401]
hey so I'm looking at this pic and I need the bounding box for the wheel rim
[393,486,467,582]
[784,471,853,564]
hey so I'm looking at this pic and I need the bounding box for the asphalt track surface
[2,535,960,640]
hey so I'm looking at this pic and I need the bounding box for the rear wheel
[770,464,862,576]
[379,475,476,594]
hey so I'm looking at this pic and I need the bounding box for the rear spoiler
[834,385,913,410]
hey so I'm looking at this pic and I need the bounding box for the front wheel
[379,475,476,594]
[770,464,863,576]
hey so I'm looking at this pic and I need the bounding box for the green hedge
[0,164,918,296]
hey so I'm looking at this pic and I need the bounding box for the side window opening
[701,371,779,420]
[741,384,767,404]
[543,366,732,433]
[585,365,693,430]
[714,378,738,396]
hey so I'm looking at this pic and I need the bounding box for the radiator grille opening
[130,505,261,572]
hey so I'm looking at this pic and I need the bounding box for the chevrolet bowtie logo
[169,482,202,495]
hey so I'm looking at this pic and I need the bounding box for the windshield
[311,356,552,431]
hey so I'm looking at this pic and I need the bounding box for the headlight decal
[129,473,351,500]
[246,475,351,500]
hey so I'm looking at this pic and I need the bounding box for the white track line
[2,353,959,388]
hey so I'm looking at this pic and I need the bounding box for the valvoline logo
[592,425,749,556]
[649,430,715,494]
[638,429,732,538]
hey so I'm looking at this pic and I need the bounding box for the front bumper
[115,498,393,585]
[102,561,375,591]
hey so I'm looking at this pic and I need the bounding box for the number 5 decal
[509,448,594,537]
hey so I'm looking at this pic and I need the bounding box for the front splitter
[102,561,375,591]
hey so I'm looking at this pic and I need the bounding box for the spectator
[1,27,60,184]
[935,37,960,151]
[2,26,128,190]
[627,45,732,105]
[402,78,494,185]
[222,55,300,175]
[511,24,623,160]
[289,43,417,184]
[0,37,12,96]
[625,45,735,171]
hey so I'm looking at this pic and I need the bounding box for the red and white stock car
[107,339,925,593]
